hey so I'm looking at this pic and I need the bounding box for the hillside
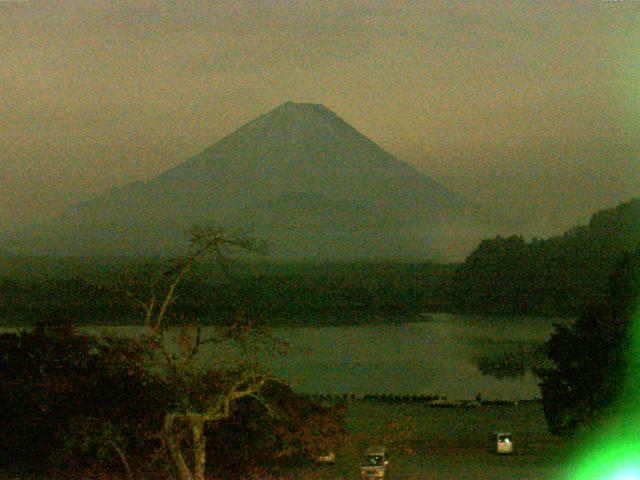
[450,197,640,315]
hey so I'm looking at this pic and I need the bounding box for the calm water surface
[3,313,564,400]
[268,313,561,400]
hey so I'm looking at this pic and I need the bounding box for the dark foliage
[0,262,455,327]
[205,381,347,477]
[472,341,548,379]
[450,198,640,316]
[0,323,347,477]
[0,322,171,475]
[536,249,640,436]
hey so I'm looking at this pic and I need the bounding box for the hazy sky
[2,0,639,238]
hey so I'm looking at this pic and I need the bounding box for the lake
[268,313,562,400]
[2,313,565,401]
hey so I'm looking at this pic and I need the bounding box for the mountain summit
[5,102,503,260]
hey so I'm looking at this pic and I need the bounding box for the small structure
[494,431,514,454]
[314,451,335,465]
[360,446,389,479]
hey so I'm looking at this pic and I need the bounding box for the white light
[610,466,640,480]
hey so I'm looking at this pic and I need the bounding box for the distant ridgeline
[449,197,640,316]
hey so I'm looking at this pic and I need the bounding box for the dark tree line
[0,262,455,327]
[536,249,640,436]
[450,198,640,316]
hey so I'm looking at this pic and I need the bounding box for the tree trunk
[192,417,207,480]
[164,414,194,480]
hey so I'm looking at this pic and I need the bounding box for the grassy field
[292,400,575,480]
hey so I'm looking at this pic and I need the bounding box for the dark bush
[0,323,348,478]
[205,380,347,477]
[0,322,170,476]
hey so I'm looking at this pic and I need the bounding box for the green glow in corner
[563,305,640,480]
[569,440,640,480]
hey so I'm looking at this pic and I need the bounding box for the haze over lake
[4,313,561,401]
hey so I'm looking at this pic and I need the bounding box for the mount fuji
[4,102,507,260]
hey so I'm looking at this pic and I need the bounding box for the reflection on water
[269,313,564,400]
[470,339,548,379]
[1,313,566,400]
[476,356,527,379]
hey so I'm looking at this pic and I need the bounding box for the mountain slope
[4,102,501,260]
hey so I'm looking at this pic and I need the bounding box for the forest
[448,197,640,316]
[0,260,455,327]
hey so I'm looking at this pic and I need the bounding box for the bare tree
[121,226,280,480]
